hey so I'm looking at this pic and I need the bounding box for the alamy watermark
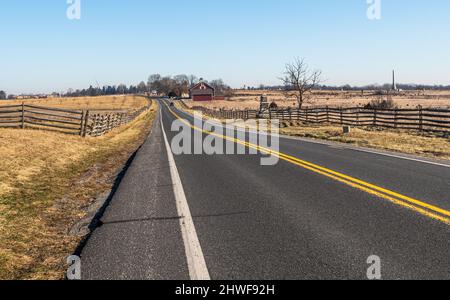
[67,0,81,20]
[367,255,382,280]
[367,0,382,20]
[67,255,81,280]
[171,112,280,166]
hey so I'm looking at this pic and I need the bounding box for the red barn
[189,82,215,101]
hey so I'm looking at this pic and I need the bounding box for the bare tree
[188,75,198,88]
[117,84,127,95]
[209,79,231,95]
[148,74,162,94]
[174,74,190,96]
[0,90,7,100]
[280,57,322,109]
[159,76,177,95]
[137,81,147,93]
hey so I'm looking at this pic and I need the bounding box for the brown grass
[1,95,148,113]
[280,124,450,160]
[0,101,158,279]
[186,89,450,111]
[178,102,450,160]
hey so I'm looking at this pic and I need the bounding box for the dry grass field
[1,95,148,113]
[186,89,450,111]
[0,100,157,279]
[280,124,450,160]
[177,101,450,161]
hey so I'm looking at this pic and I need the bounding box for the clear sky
[1,0,449,94]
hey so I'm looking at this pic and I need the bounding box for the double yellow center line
[163,102,450,226]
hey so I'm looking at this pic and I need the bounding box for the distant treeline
[2,80,450,101]
[64,83,148,98]
[63,74,231,98]
[1,74,232,100]
[250,84,450,91]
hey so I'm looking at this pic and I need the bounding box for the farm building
[189,81,215,101]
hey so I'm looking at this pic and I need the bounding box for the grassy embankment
[0,97,157,279]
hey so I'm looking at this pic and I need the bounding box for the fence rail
[190,106,258,120]
[85,103,151,137]
[0,99,152,137]
[189,105,450,134]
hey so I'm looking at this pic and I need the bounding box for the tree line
[64,82,149,98]
[0,74,231,100]
[0,90,6,100]
[147,74,231,97]
[4,67,448,102]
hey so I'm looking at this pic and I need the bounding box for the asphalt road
[81,100,450,280]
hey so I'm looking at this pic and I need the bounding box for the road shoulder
[80,111,189,280]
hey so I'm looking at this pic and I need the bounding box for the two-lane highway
[81,100,450,280]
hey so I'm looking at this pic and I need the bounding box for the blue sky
[1,0,449,94]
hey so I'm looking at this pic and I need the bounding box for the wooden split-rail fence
[188,104,450,135]
[191,106,258,120]
[0,100,152,137]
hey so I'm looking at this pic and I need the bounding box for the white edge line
[280,135,450,168]
[345,147,450,168]
[176,107,450,169]
[160,108,211,281]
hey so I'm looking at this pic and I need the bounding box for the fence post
[326,106,330,123]
[340,108,344,125]
[306,108,309,123]
[82,110,90,137]
[93,115,97,136]
[100,115,105,135]
[99,115,103,134]
[316,109,319,124]
[394,109,398,129]
[79,111,85,136]
[419,105,423,132]
[373,109,377,127]
[107,115,111,132]
[91,115,96,136]
[356,108,360,127]
[112,114,116,129]
[21,102,25,129]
